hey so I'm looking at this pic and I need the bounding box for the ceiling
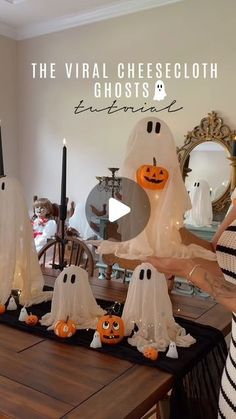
[0,0,182,40]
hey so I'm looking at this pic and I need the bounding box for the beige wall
[15,0,236,208]
[0,35,18,177]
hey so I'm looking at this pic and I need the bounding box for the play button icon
[108,198,131,222]
[85,177,151,242]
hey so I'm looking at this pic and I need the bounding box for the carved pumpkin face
[143,347,159,361]
[136,157,169,190]
[97,314,125,345]
[54,318,77,338]
[25,314,38,326]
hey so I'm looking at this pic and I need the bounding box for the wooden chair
[38,236,94,277]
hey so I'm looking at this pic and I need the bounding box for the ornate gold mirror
[177,111,236,219]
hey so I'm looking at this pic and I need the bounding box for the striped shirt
[216,220,236,418]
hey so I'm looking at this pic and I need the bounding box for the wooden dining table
[0,272,232,419]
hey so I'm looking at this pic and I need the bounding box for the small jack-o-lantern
[136,157,169,190]
[143,347,159,361]
[25,313,38,326]
[0,304,5,314]
[96,314,125,345]
[54,317,77,338]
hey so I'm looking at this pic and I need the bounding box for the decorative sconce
[96,168,121,198]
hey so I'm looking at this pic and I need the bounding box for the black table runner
[0,297,228,419]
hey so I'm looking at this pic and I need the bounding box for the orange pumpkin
[25,313,38,326]
[97,314,125,345]
[136,157,169,190]
[0,304,5,314]
[54,318,77,338]
[143,347,159,361]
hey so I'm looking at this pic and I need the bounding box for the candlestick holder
[0,123,5,177]
[50,202,68,271]
[49,240,68,271]
[43,202,68,271]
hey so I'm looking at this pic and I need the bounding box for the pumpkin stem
[66,316,69,323]
[153,157,156,166]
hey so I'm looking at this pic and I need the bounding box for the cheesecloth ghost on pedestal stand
[98,117,216,261]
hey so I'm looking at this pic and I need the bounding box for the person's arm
[147,256,236,312]
[185,264,236,313]
[211,205,236,251]
[179,227,214,251]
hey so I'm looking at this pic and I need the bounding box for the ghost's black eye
[71,274,76,284]
[63,273,67,283]
[197,182,200,187]
[147,121,153,133]
[194,182,196,187]
[155,122,161,134]
[147,269,152,279]
[1,182,5,190]
[157,84,160,88]
[139,269,144,280]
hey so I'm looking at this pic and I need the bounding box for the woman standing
[148,206,236,418]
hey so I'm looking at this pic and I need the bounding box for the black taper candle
[60,139,67,221]
[0,122,5,177]
[232,136,236,157]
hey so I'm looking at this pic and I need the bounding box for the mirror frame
[177,111,236,214]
